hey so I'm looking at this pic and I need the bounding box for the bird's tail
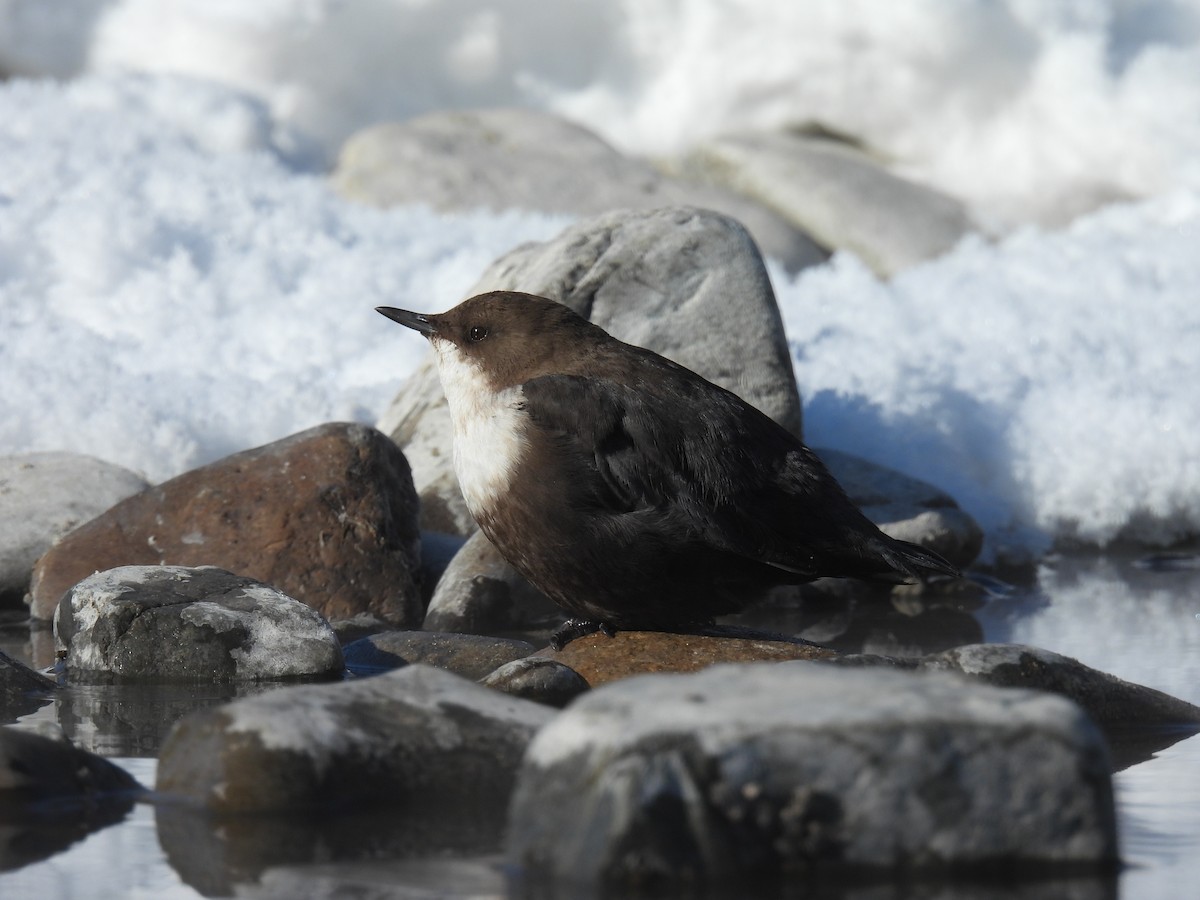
[875,537,961,583]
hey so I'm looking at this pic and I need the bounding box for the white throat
[432,339,527,516]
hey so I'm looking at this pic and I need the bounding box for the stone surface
[507,663,1117,889]
[415,530,467,605]
[0,452,148,607]
[479,657,590,708]
[157,664,555,813]
[835,642,1200,768]
[380,206,803,534]
[29,423,422,625]
[537,628,836,687]
[343,630,534,679]
[0,724,142,812]
[817,447,983,568]
[423,529,561,634]
[54,566,344,683]
[332,107,827,274]
[680,129,977,277]
[0,649,56,724]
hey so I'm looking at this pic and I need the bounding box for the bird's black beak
[376,306,437,337]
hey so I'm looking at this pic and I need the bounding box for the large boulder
[379,205,803,535]
[680,129,978,277]
[55,566,344,683]
[29,423,422,625]
[157,664,554,814]
[332,107,827,274]
[507,663,1117,889]
[0,452,148,607]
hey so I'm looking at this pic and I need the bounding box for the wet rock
[816,447,983,569]
[680,128,977,277]
[506,663,1117,890]
[54,565,344,683]
[157,664,555,813]
[480,657,590,708]
[380,206,803,534]
[0,649,56,724]
[328,612,391,646]
[538,628,836,687]
[343,630,534,679]
[332,107,827,274]
[0,452,148,607]
[835,643,1200,769]
[424,530,561,634]
[29,423,422,625]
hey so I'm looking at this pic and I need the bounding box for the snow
[1,3,1199,559]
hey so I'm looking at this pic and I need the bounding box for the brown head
[377,291,610,391]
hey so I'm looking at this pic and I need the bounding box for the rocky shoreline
[1,120,1197,892]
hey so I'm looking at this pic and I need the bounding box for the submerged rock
[379,205,803,534]
[29,423,423,625]
[0,452,148,607]
[342,630,535,679]
[507,663,1117,890]
[157,664,554,814]
[55,565,344,683]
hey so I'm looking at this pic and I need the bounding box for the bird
[378,291,959,649]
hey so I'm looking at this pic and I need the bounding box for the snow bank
[3,0,1199,225]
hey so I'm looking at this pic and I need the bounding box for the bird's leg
[550,618,618,650]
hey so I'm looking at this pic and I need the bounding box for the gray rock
[834,642,1200,769]
[157,664,555,813]
[328,612,391,646]
[424,529,561,634]
[480,657,589,708]
[55,565,344,682]
[0,649,56,724]
[817,447,983,568]
[507,663,1116,888]
[343,630,535,680]
[0,452,148,606]
[332,107,827,274]
[680,129,977,277]
[380,205,803,534]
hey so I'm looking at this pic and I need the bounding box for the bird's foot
[550,618,617,651]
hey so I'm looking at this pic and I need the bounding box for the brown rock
[29,423,422,625]
[538,628,836,687]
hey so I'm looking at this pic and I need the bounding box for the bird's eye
[468,325,489,342]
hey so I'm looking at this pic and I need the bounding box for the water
[2,551,1198,899]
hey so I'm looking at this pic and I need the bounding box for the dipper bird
[378,291,959,648]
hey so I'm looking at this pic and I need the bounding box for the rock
[0,649,56,724]
[817,447,983,568]
[156,664,555,813]
[380,205,803,534]
[29,423,422,625]
[480,657,589,708]
[0,452,148,607]
[332,107,827,274]
[423,530,561,634]
[679,129,977,277]
[343,630,534,679]
[506,663,1117,889]
[834,643,1200,769]
[0,724,142,813]
[537,628,836,687]
[328,612,391,646]
[54,565,344,683]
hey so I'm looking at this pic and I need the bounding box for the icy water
[1,551,1198,899]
